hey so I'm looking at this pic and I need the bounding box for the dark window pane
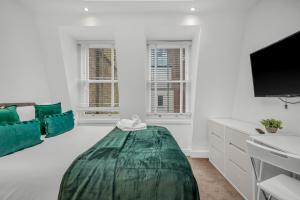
[158,95,164,106]
[155,82,180,113]
[89,83,111,107]
[156,48,181,81]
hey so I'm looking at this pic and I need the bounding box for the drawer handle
[211,132,222,139]
[269,151,288,158]
[229,142,246,153]
[229,159,247,173]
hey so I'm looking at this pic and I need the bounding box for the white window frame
[146,41,192,119]
[78,41,119,119]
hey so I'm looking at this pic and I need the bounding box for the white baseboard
[182,148,191,156]
[182,148,209,158]
[190,150,209,158]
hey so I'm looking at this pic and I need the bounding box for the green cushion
[0,120,42,157]
[45,110,74,138]
[35,103,62,134]
[0,106,20,124]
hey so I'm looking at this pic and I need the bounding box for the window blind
[89,48,112,80]
[80,44,119,116]
[148,44,190,114]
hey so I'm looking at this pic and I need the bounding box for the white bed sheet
[0,126,113,200]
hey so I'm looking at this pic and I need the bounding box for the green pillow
[0,120,43,157]
[0,106,20,124]
[45,110,74,138]
[35,103,62,134]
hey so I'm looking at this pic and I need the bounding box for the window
[147,42,191,117]
[79,43,119,117]
[157,95,164,106]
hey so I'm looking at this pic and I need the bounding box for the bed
[0,103,200,200]
[0,125,111,200]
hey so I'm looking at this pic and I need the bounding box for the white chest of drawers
[208,118,261,200]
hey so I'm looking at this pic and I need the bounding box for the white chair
[247,140,300,200]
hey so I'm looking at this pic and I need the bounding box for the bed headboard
[0,102,36,108]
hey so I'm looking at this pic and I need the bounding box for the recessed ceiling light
[190,7,196,12]
[84,7,89,12]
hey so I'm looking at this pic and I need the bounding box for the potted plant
[260,118,283,133]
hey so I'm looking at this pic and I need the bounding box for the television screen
[250,31,300,97]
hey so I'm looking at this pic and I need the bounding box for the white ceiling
[17,0,260,14]
[61,24,199,40]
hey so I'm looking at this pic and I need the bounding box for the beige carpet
[188,158,243,200]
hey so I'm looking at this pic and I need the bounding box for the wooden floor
[188,158,243,200]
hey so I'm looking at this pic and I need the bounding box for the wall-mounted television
[250,31,300,97]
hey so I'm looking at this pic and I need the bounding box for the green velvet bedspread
[58,126,200,200]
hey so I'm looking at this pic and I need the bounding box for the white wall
[0,2,254,153]
[59,31,80,109]
[32,13,201,151]
[31,11,249,153]
[4,0,300,155]
[35,18,72,110]
[232,0,300,134]
[160,124,193,153]
[192,11,247,151]
[0,0,50,103]
[115,25,147,120]
[34,14,201,113]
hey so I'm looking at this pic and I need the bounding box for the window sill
[77,112,192,125]
[146,118,192,125]
[77,118,119,125]
[146,112,192,125]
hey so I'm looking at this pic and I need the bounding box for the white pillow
[16,106,35,122]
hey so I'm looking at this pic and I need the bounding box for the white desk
[208,118,300,200]
[251,135,300,156]
[249,134,300,200]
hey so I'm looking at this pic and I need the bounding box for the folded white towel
[131,114,141,126]
[117,122,147,131]
[116,115,147,131]
[118,119,136,128]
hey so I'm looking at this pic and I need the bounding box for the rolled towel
[116,119,136,131]
[117,123,147,131]
[131,114,141,127]
[118,119,136,128]
[116,115,147,131]
[133,122,147,130]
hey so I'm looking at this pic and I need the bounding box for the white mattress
[0,126,113,200]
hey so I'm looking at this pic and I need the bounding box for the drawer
[226,127,249,152]
[209,121,224,140]
[209,145,224,173]
[210,131,224,153]
[227,142,252,174]
[226,159,252,200]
